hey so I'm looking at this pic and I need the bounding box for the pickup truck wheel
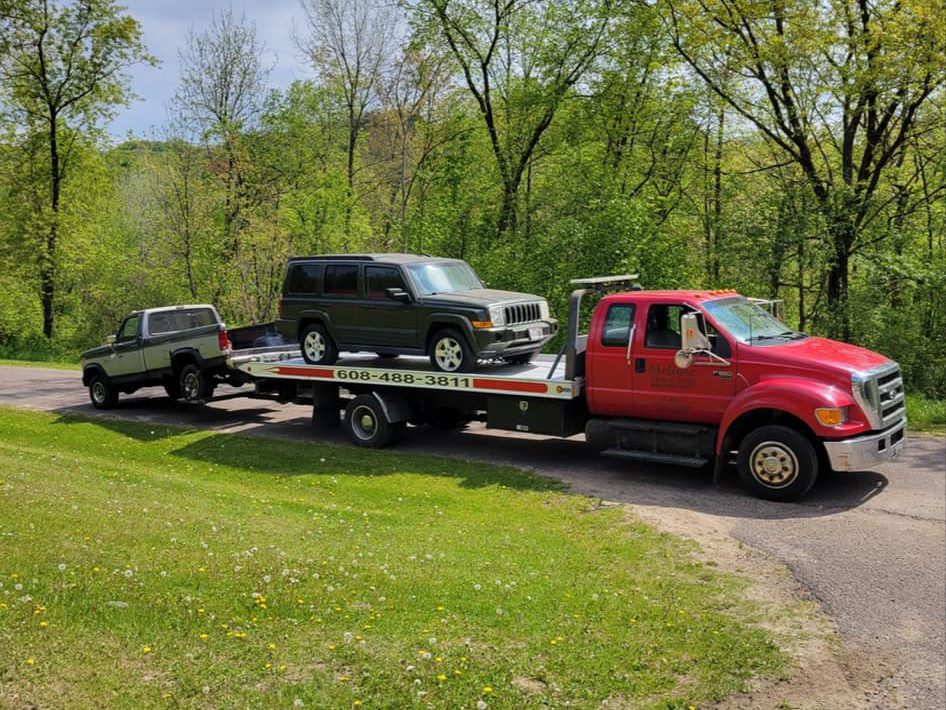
[430,329,475,373]
[88,373,118,410]
[737,425,818,501]
[344,395,396,448]
[179,363,214,404]
[301,324,338,365]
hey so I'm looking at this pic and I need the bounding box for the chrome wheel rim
[434,337,463,371]
[304,330,326,362]
[182,371,201,399]
[749,441,799,488]
[350,405,378,441]
[91,381,106,404]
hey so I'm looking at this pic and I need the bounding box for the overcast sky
[110,0,311,137]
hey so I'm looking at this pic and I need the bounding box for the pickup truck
[80,305,294,409]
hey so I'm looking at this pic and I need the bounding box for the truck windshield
[703,297,806,344]
[407,261,483,295]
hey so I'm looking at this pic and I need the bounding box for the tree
[664,0,946,337]
[173,8,270,260]
[417,0,614,237]
[0,0,153,338]
[298,0,397,243]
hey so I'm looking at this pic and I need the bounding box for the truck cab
[583,289,906,500]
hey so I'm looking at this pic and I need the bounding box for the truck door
[323,264,361,346]
[631,303,735,424]
[585,302,637,415]
[360,265,417,347]
[108,314,145,378]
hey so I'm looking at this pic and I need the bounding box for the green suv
[275,254,557,372]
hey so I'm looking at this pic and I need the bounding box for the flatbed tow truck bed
[233,353,581,400]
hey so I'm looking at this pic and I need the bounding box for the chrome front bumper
[823,419,907,471]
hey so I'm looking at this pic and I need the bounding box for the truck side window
[287,263,322,294]
[324,265,358,297]
[117,315,140,342]
[601,304,636,347]
[366,266,407,299]
[645,305,684,349]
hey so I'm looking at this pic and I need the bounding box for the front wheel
[737,425,818,501]
[179,363,214,404]
[344,394,398,448]
[88,373,118,410]
[429,328,475,373]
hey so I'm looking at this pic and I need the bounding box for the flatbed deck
[234,353,581,400]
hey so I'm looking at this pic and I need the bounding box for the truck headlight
[815,407,848,427]
[488,305,505,327]
[538,301,550,320]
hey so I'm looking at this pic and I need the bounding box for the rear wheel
[88,373,118,410]
[301,323,338,365]
[344,394,398,448]
[429,328,475,373]
[737,425,818,501]
[179,363,214,404]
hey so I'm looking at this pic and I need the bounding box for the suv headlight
[488,305,505,327]
[538,301,550,320]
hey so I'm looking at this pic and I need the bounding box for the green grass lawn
[0,408,783,709]
[0,357,81,371]
[905,394,946,434]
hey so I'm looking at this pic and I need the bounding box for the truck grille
[853,363,905,430]
[504,302,541,325]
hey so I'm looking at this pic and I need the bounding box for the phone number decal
[334,368,473,389]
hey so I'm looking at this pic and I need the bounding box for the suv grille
[853,363,905,430]
[504,302,541,325]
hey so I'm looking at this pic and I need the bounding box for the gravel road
[2,365,943,709]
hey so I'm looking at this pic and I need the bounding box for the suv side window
[601,304,636,347]
[287,263,322,295]
[365,266,407,299]
[644,304,684,349]
[324,264,358,297]
[118,315,140,342]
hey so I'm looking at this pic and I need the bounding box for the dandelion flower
[436,673,447,682]
[25,658,35,666]
[142,647,152,654]
[199,634,209,640]
[39,621,48,628]
[57,563,66,572]
[483,686,493,694]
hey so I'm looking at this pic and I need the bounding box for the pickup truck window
[601,304,636,347]
[644,305,684,349]
[150,308,215,334]
[117,315,141,342]
[704,296,804,345]
[324,265,358,297]
[287,263,322,295]
[366,266,407,299]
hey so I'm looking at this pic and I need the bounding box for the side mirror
[385,287,411,303]
[106,334,117,345]
[675,313,711,369]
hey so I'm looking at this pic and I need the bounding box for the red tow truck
[233,275,906,501]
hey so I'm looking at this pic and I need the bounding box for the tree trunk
[826,224,852,340]
[42,112,60,340]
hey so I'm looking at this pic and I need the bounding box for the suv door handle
[634,358,645,373]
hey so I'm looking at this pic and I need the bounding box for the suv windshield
[703,297,806,344]
[407,261,483,295]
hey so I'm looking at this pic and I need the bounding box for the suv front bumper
[474,319,558,358]
[823,418,906,471]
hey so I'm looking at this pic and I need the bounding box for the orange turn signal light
[814,407,847,426]
[471,320,493,329]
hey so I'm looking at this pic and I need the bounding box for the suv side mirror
[675,313,712,369]
[106,334,117,345]
[385,287,411,303]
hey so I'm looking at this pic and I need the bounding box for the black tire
[178,363,214,404]
[506,352,536,365]
[88,373,118,410]
[737,425,818,501]
[344,394,397,448]
[429,328,476,373]
[301,323,338,365]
